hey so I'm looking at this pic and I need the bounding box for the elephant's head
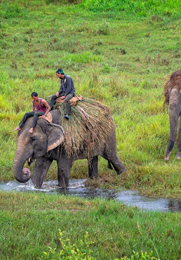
[13,110,64,183]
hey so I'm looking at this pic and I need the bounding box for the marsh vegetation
[1,0,181,258]
[1,0,181,197]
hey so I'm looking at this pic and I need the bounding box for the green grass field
[1,0,181,198]
[1,1,181,259]
[1,191,181,259]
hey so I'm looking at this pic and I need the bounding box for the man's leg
[29,112,45,133]
[14,111,35,131]
[64,94,73,116]
[48,94,58,109]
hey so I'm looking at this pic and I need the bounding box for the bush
[38,229,95,260]
[120,251,160,260]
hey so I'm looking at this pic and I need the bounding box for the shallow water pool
[0,179,181,213]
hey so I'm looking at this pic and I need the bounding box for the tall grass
[82,0,181,17]
[0,0,181,197]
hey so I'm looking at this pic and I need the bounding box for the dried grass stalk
[47,97,114,159]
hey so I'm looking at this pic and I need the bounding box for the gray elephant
[13,109,126,188]
[164,69,181,161]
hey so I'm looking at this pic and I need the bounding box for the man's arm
[42,100,51,117]
[56,78,63,96]
[65,76,75,96]
[71,78,75,96]
[32,102,35,111]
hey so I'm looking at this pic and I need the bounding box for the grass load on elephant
[46,95,114,160]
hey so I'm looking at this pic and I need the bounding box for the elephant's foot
[117,167,126,175]
[164,152,171,161]
[57,183,68,189]
[165,140,174,161]
[105,155,126,175]
[58,175,69,189]
[88,156,98,179]
[176,151,181,159]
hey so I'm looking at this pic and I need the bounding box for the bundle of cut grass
[46,96,114,159]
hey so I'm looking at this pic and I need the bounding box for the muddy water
[0,179,181,213]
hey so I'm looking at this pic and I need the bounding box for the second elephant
[164,69,181,161]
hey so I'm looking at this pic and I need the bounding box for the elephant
[164,69,181,161]
[13,109,126,188]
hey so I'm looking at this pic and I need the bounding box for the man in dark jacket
[49,68,75,120]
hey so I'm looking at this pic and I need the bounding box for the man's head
[31,92,39,101]
[56,68,64,79]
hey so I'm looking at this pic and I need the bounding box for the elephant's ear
[47,123,64,152]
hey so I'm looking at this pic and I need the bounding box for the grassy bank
[0,0,181,197]
[0,191,181,259]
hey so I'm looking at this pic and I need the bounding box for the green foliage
[120,251,159,260]
[40,231,159,260]
[38,230,94,260]
[97,21,110,35]
[45,0,82,4]
[82,0,181,17]
[0,3,29,19]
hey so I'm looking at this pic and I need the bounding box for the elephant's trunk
[13,140,33,183]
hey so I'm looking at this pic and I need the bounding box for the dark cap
[56,68,64,74]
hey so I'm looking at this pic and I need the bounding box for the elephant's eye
[31,136,36,142]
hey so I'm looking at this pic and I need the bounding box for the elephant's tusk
[28,157,31,163]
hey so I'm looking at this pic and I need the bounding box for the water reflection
[115,190,181,213]
[0,179,181,213]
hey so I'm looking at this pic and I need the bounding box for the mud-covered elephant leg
[32,157,53,188]
[88,156,98,179]
[57,156,73,188]
[176,116,181,159]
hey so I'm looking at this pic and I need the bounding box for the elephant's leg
[107,160,113,170]
[108,155,126,175]
[32,157,53,188]
[165,96,180,161]
[176,117,181,159]
[103,149,126,175]
[88,156,98,179]
[57,157,73,188]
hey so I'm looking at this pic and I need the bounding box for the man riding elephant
[14,92,51,133]
[48,68,75,120]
